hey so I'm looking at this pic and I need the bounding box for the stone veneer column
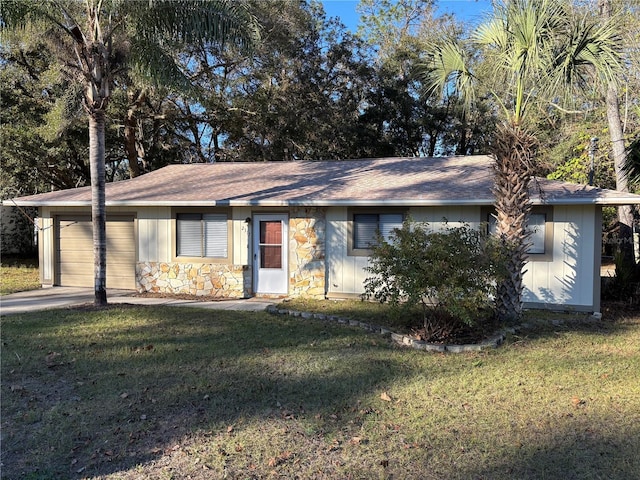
[289,207,326,298]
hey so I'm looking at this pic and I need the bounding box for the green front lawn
[0,258,39,295]
[2,304,638,479]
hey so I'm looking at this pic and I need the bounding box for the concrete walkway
[0,287,277,315]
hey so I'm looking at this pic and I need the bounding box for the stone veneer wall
[289,207,326,298]
[136,262,251,298]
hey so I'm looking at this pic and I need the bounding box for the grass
[0,257,39,295]
[2,302,639,479]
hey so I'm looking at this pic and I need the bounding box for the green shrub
[363,220,507,340]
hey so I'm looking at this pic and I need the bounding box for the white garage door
[56,215,135,289]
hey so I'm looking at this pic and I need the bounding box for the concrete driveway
[0,287,276,315]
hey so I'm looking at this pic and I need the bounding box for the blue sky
[321,0,493,30]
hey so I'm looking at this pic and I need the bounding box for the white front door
[253,214,288,295]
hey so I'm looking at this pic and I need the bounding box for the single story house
[9,155,640,312]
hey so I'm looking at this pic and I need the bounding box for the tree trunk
[491,123,537,322]
[606,81,635,265]
[455,111,468,155]
[125,90,147,178]
[124,112,142,178]
[600,0,636,268]
[89,111,107,306]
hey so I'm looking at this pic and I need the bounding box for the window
[485,207,553,260]
[527,213,546,254]
[349,211,404,255]
[176,213,228,258]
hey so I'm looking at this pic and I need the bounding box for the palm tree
[418,0,622,321]
[0,0,259,305]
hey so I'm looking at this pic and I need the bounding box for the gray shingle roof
[8,156,640,207]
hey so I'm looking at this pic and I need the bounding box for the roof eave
[7,197,639,208]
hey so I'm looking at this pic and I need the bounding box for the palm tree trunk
[491,123,537,322]
[89,110,107,306]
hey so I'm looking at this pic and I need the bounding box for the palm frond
[0,0,82,42]
[415,40,476,113]
[128,36,193,94]
[130,0,259,51]
[544,11,623,108]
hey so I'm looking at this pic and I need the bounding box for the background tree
[357,0,494,156]
[419,0,623,321]
[0,0,258,305]
[179,0,373,162]
[599,0,639,271]
[1,37,92,195]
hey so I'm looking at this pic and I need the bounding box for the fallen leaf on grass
[380,392,392,402]
[571,396,586,408]
[45,352,61,363]
[45,351,62,367]
[268,450,293,467]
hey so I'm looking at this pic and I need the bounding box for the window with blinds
[353,213,403,249]
[487,211,550,256]
[177,213,228,258]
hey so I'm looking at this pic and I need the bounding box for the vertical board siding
[411,206,481,229]
[41,215,53,283]
[523,205,595,308]
[233,207,251,265]
[327,206,481,296]
[329,205,596,309]
[138,207,171,262]
[326,207,349,294]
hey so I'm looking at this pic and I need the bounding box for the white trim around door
[253,214,289,295]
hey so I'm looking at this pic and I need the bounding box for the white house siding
[410,206,482,230]
[523,205,599,310]
[232,207,251,266]
[137,207,171,262]
[327,204,600,311]
[39,216,54,284]
[326,207,367,295]
[326,206,481,297]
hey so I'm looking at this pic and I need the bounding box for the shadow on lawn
[1,306,414,479]
[457,423,640,480]
[506,300,639,346]
[2,303,639,479]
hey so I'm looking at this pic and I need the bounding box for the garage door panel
[106,240,136,253]
[56,215,135,289]
[62,239,135,253]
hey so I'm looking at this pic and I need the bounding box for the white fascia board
[8,197,639,208]
[4,200,90,207]
[535,197,640,206]
[109,199,500,207]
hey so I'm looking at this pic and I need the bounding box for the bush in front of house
[363,220,507,342]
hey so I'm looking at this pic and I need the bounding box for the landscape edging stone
[266,305,506,353]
